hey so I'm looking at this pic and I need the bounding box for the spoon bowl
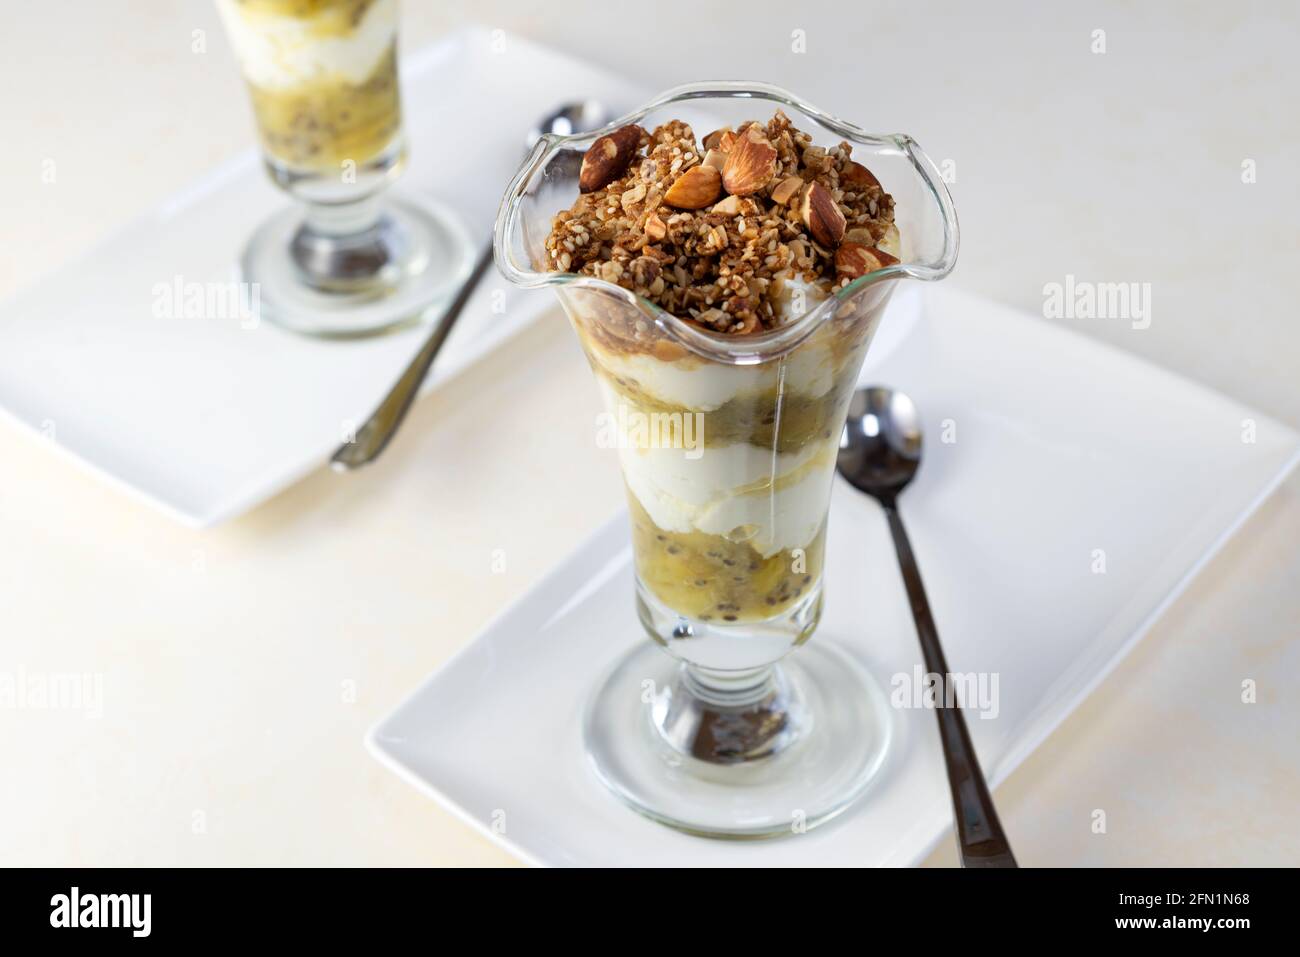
[837,387,923,501]
[528,100,609,147]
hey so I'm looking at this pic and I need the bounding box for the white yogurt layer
[216,0,397,90]
[583,264,872,554]
[595,332,836,421]
[620,435,838,558]
[598,378,836,556]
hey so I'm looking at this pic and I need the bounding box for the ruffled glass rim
[493,81,959,364]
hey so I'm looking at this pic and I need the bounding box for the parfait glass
[216,0,472,337]
[494,83,958,837]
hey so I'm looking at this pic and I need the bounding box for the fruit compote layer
[218,0,401,170]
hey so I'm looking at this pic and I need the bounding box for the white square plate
[368,286,1300,866]
[0,27,645,527]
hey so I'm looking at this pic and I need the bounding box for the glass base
[240,194,473,339]
[583,640,892,839]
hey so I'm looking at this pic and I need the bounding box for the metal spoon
[330,100,609,471]
[836,386,1017,868]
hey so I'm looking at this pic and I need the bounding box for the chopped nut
[712,195,743,216]
[722,128,778,196]
[579,125,644,193]
[698,307,729,328]
[841,161,880,190]
[702,225,728,253]
[802,144,830,174]
[663,165,722,209]
[630,255,661,287]
[702,148,728,171]
[544,111,898,337]
[620,182,647,211]
[801,181,846,248]
[878,223,901,258]
[770,175,803,205]
[702,127,732,151]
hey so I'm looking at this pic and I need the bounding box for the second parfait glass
[495,83,958,837]
[217,0,472,337]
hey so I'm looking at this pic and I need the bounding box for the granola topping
[545,111,897,336]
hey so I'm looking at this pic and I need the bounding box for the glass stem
[290,195,405,293]
[654,662,803,764]
[680,663,780,709]
[301,194,385,238]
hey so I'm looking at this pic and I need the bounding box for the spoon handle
[330,240,494,471]
[882,502,1018,868]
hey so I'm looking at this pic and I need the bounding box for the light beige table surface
[1,1,1296,867]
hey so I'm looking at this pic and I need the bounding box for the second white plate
[0,27,646,527]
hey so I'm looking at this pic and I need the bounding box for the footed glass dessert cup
[494,83,958,837]
[217,0,471,337]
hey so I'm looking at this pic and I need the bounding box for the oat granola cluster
[544,111,899,335]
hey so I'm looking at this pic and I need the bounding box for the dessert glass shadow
[494,83,958,838]
[217,0,471,337]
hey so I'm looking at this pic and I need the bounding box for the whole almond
[840,161,881,190]
[663,165,722,209]
[722,128,778,196]
[835,242,899,279]
[801,181,846,248]
[579,125,643,193]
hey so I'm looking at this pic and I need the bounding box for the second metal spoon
[836,386,1017,868]
[330,100,608,471]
